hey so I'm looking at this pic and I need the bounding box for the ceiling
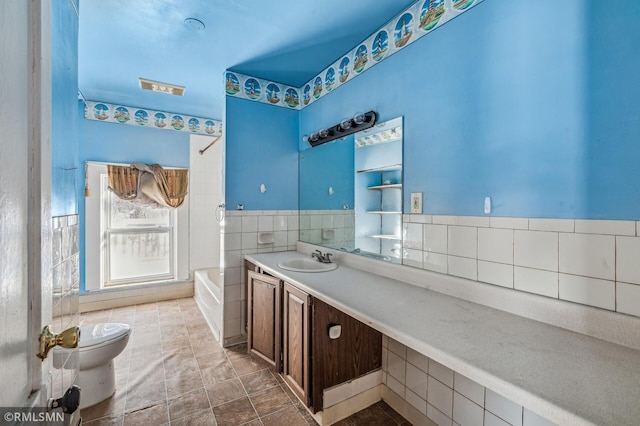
[78,0,418,120]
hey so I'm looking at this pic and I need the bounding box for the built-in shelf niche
[354,117,403,262]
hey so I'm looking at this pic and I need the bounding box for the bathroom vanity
[245,266,382,413]
[245,248,640,426]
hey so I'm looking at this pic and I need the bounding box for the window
[85,163,189,291]
[102,175,175,285]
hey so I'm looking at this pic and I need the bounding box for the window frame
[85,162,189,292]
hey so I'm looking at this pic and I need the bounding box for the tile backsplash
[221,210,298,344]
[382,336,556,426]
[299,209,355,250]
[51,214,80,404]
[403,215,640,319]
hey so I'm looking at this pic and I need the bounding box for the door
[0,0,53,410]
[247,271,281,370]
[282,283,311,406]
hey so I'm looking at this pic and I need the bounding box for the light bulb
[353,112,365,125]
[319,128,329,138]
[309,132,319,142]
[339,119,352,130]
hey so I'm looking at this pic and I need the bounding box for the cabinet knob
[328,324,342,339]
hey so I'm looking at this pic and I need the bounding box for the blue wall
[225,96,299,210]
[299,136,354,210]
[77,104,190,292]
[299,0,640,220]
[51,0,79,217]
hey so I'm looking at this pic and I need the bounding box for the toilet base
[79,360,116,409]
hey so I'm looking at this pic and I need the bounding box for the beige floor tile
[95,299,410,426]
[200,359,237,386]
[81,390,126,422]
[125,380,166,412]
[261,405,309,426]
[167,388,210,421]
[212,397,258,425]
[230,354,272,376]
[250,385,293,417]
[239,369,279,394]
[82,413,124,426]
[205,377,246,407]
[170,407,217,426]
[165,368,204,395]
[123,401,168,425]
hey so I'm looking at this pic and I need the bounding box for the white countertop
[246,250,640,426]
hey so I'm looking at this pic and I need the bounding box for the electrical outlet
[411,192,422,214]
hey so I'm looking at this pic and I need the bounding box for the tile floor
[80,298,411,426]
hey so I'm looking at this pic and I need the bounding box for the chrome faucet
[311,250,333,263]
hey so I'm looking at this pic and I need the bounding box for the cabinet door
[311,297,382,411]
[244,260,258,333]
[282,282,311,405]
[247,271,281,370]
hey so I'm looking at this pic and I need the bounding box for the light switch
[411,192,422,214]
[484,197,491,214]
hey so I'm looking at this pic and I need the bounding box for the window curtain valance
[107,163,188,208]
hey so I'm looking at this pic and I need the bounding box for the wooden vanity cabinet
[245,264,382,413]
[247,270,281,370]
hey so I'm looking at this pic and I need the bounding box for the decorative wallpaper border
[224,72,301,110]
[225,0,484,110]
[84,101,223,136]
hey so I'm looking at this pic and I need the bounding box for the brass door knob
[37,325,80,360]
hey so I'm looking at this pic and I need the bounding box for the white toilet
[77,323,131,408]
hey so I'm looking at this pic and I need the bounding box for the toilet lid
[79,323,131,348]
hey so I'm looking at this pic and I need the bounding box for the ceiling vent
[139,78,185,96]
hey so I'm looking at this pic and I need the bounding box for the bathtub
[193,268,222,342]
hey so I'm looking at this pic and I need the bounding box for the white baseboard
[79,281,194,312]
[315,385,383,426]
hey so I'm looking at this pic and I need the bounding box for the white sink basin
[277,257,338,273]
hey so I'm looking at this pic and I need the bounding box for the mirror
[299,117,403,263]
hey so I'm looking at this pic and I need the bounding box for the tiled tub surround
[221,210,299,345]
[246,248,640,426]
[402,215,640,319]
[299,210,355,250]
[51,214,80,425]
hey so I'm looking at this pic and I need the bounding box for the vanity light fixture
[139,78,185,96]
[304,110,377,148]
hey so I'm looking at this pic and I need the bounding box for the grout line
[161,301,177,425]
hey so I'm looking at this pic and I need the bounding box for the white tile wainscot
[221,209,298,345]
[246,244,640,426]
[403,215,640,319]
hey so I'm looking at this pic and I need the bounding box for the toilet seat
[80,323,131,349]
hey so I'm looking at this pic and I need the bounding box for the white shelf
[367,183,402,190]
[356,163,402,173]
